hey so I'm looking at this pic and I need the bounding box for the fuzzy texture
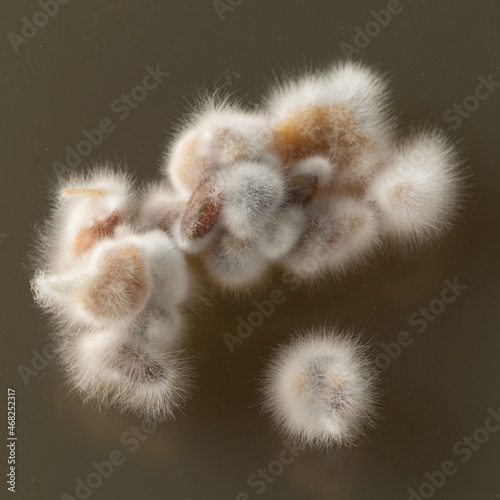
[33,169,136,274]
[219,161,287,242]
[368,131,463,249]
[261,328,381,449]
[291,155,337,193]
[137,181,186,236]
[257,205,307,260]
[265,61,395,195]
[282,197,381,282]
[166,159,308,292]
[165,100,274,198]
[31,222,193,421]
[60,325,193,422]
[30,61,466,422]
[159,61,463,291]
[203,232,270,293]
[32,228,189,331]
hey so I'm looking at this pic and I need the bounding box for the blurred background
[1,0,499,498]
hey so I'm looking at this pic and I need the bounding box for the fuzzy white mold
[291,155,337,192]
[369,131,463,248]
[203,232,270,293]
[219,161,287,241]
[31,229,189,330]
[265,62,395,192]
[257,205,307,260]
[262,328,380,448]
[165,102,273,197]
[137,181,186,236]
[282,197,380,281]
[38,169,136,273]
[266,61,394,151]
[61,326,192,422]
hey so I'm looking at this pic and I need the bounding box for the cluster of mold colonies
[31,170,193,422]
[161,62,462,291]
[31,62,463,428]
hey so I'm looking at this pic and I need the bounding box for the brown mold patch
[272,103,368,169]
[287,174,318,205]
[83,245,148,319]
[180,180,222,241]
[72,211,120,257]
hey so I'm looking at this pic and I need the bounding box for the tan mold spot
[348,215,367,233]
[214,129,252,163]
[172,134,209,191]
[390,184,414,208]
[272,103,368,169]
[291,371,308,397]
[327,369,346,389]
[83,245,148,319]
[62,188,106,198]
[72,211,120,257]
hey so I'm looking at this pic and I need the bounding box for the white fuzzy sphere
[220,161,286,241]
[369,132,462,248]
[262,329,380,448]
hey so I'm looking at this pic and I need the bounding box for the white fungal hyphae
[37,169,136,272]
[203,232,269,293]
[291,155,337,192]
[61,325,193,422]
[32,229,190,334]
[282,197,380,281]
[198,161,310,291]
[369,131,463,248]
[29,61,466,423]
[32,227,192,420]
[262,329,380,448]
[219,161,287,241]
[165,101,273,197]
[266,61,395,193]
[257,205,306,260]
[138,181,186,236]
[32,234,149,325]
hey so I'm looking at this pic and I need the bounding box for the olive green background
[1,1,500,499]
